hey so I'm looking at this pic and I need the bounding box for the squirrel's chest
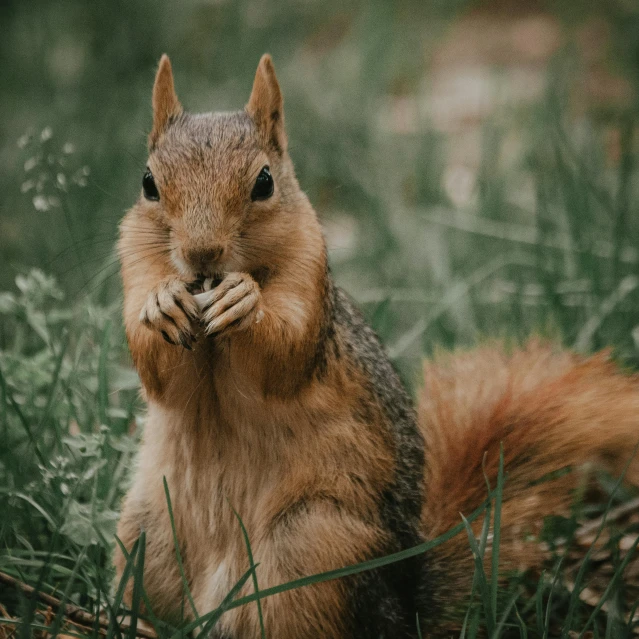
[143,398,281,507]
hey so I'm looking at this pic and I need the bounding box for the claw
[161,330,176,345]
[174,297,198,322]
[178,331,193,350]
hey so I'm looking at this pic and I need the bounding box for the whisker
[45,238,170,270]
[70,248,172,302]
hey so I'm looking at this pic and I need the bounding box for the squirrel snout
[183,246,225,274]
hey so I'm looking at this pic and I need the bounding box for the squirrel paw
[139,279,199,349]
[198,272,261,336]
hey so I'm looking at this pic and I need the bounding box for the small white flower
[17,133,31,148]
[24,156,38,172]
[33,195,50,211]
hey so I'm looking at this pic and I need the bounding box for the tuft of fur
[418,340,639,629]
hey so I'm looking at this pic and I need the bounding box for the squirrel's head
[135,54,309,280]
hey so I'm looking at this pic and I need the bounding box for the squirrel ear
[246,54,287,153]
[149,54,182,149]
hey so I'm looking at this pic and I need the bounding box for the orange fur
[419,340,639,625]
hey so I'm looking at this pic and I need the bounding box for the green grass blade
[479,502,492,557]
[579,533,639,638]
[113,535,173,637]
[98,319,112,427]
[514,605,528,639]
[0,366,47,466]
[43,547,88,639]
[462,512,495,636]
[107,536,140,639]
[459,606,470,639]
[191,567,255,639]
[230,503,266,639]
[543,557,564,639]
[490,444,504,624]
[468,604,481,639]
[625,598,639,635]
[35,331,69,446]
[535,571,545,637]
[162,477,200,624]
[127,530,146,639]
[490,591,518,639]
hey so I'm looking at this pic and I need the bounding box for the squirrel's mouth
[186,274,224,295]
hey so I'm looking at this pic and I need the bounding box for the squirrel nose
[184,246,224,273]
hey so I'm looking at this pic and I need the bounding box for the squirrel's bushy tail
[417,340,639,616]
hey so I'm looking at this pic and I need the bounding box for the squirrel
[114,54,639,638]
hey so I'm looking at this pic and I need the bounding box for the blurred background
[3,0,639,380]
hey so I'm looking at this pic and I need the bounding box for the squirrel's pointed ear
[246,54,287,153]
[149,54,182,149]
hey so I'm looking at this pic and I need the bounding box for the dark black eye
[142,169,159,201]
[251,166,274,201]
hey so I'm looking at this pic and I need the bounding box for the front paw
[197,272,262,336]
[139,279,199,349]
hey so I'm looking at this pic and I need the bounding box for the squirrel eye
[142,169,160,201]
[251,166,274,201]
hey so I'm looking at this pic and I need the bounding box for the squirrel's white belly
[137,400,276,633]
[191,559,237,635]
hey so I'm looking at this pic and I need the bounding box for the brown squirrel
[114,54,639,638]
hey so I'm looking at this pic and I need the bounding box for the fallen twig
[0,570,157,639]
